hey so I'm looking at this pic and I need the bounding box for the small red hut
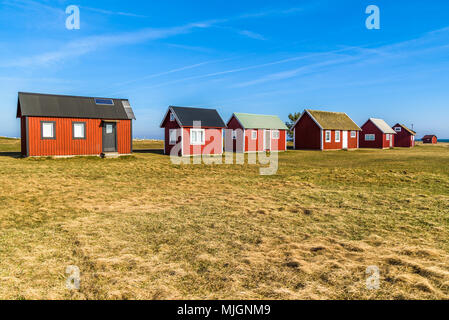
[160,106,226,156]
[422,135,438,144]
[293,109,361,151]
[17,92,135,157]
[360,118,396,149]
[392,124,416,148]
[225,113,288,153]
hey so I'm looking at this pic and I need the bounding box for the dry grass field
[0,137,448,300]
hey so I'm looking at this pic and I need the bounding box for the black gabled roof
[166,106,226,128]
[17,92,136,120]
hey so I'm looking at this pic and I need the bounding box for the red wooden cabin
[160,106,226,156]
[422,135,438,144]
[225,113,288,153]
[17,92,135,157]
[293,109,361,151]
[392,123,416,148]
[360,118,396,149]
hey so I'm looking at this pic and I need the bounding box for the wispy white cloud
[80,6,148,18]
[237,7,303,19]
[109,59,227,94]
[0,5,306,68]
[0,23,205,68]
[120,47,362,92]
[2,0,64,14]
[238,30,266,40]
[231,26,449,88]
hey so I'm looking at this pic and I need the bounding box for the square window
[73,122,86,139]
[272,130,280,140]
[386,134,390,141]
[251,130,257,140]
[325,130,331,143]
[41,121,55,139]
[191,129,205,145]
[351,131,357,138]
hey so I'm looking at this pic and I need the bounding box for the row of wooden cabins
[16,92,436,157]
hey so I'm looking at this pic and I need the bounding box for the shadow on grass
[0,152,22,158]
[133,149,164,155]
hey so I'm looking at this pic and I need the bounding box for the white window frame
[386,134,390,141]
[351,131,356,138]
[365,134,375,141]
[325,130,331,143]
[271,130,280,140]
[251,130,257,140]
[170,113,175,122]
[395,127,402,132]
[190,128,205,145]
[335,131,341,143]
[169,129,177,145]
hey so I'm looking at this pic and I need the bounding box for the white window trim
[351,131,356,138]
[170,113,175,122]
[41,121,55,139]
[73,122,86,139]
[365,134,375,141]
[386,134,390,141]
[395,127,402,132]
[325,130,331,143]
[335,131,341,143]
[251,130,257,140]
[271,130,280,140]
[169,129,177,145]
[190,128,205,145]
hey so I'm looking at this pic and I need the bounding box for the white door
[342,131,348,149]
[264,130,271,151]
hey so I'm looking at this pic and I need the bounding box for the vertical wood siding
[182,127,223,156]
[360,121,387,149]
[21,116,27,156]
[27,117,131,156]
[294,113,322,150]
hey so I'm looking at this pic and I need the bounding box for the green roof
[232,113,288,130]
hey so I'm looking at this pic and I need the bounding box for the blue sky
[1,0,449,138]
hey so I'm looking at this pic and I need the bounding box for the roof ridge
[19,92,128,101]
[170,105,218,111]
[307,109,347,114]
[235,112,280,117]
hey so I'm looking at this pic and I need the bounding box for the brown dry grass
[0,137,448,300]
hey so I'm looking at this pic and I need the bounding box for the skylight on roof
[95,98,114,106]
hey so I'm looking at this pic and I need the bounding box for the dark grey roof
[17,92,136,120]
[168,106,226,128]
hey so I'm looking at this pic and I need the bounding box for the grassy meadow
[0,137,448,300]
